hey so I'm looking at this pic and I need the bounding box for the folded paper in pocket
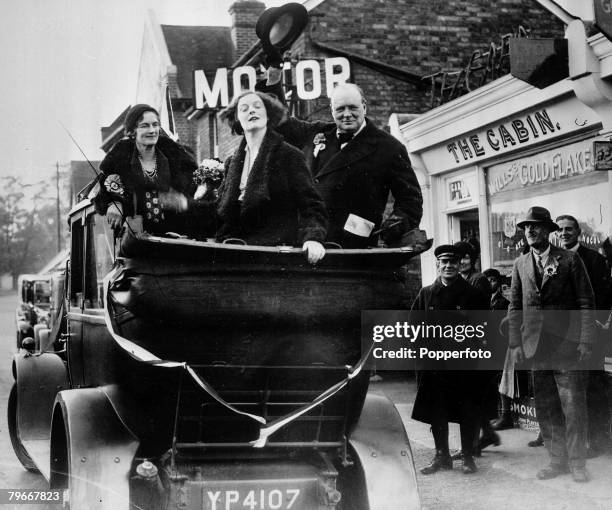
[344,214,374,237]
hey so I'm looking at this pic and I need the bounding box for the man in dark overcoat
[452,241,500,455]
[556,214,611,457]
[261,73,423,248]
[411,244,489,475]
[508,206,596,482]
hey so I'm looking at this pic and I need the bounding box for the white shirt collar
[531,244,551,263]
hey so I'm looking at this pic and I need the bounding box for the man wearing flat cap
[411,244,489,475]
[508,206,596,482]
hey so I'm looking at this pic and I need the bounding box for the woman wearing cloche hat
[93,104,199,236]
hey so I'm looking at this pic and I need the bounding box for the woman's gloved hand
[302,240,325,265]
[106,202,124,231]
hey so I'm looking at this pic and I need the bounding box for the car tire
[7,383,39,473]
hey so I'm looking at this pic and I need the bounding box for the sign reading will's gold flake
[487,140,595,197]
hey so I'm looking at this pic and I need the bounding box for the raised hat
[516,206,558,230]
[255,3,309,52]
[434,244,461,260]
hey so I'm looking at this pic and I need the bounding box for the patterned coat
[93,135,198,235]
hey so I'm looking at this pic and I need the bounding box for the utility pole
[56,161,61,252]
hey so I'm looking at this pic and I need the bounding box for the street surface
[0,291,610,509]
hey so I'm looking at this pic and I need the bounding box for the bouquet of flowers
[193,158,225,200]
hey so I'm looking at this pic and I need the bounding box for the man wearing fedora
[411,244,489,475]
[508,206,596,482]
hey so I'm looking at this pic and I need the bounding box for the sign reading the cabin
[447,109,562,165]
[193,57,351,109]
[487,139,595,198]
[445,171,478,210]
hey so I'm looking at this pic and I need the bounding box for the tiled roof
[161,25,234,98]
[100,105,131,149]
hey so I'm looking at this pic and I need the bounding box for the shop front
[394,75,610,286]
[394,23,612,397]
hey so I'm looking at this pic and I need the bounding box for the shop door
[449,209,481,269]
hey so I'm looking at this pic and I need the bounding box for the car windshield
[33,281,51,304]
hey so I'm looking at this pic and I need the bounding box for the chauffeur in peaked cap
[410,243,489,476]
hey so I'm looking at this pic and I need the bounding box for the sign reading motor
[193,57,351,109]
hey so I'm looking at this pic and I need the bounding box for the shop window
[485,138,611,273]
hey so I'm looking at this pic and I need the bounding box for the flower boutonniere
[543,259,559,277]
[313,133,326,158]
[104,174,125,195]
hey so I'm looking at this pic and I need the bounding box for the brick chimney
[229,0,265,58]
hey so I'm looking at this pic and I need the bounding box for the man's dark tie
[535,254,544,275]
[337,132,353,146]
[534,253,543,287]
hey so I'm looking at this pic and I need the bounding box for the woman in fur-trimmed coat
[93,104,200,236]
[216,91,327,263]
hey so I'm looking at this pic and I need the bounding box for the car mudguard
[348,392,421,510]
[13,352,69,442]
[50,386,140,510]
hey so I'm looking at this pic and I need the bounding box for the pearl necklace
[139,154,157,180]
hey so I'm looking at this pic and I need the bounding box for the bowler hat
[516,206,558,230]
[483,268,502,279]
[255,3,308,52]
[434,244,461,260]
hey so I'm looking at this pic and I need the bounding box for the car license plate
[203,488,303,509]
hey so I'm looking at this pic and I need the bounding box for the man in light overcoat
[508,206,596,482]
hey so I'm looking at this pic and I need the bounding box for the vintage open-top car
[9,197,427,509]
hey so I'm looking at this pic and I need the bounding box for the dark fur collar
[101,135,195,192]
[217,129,284,220]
